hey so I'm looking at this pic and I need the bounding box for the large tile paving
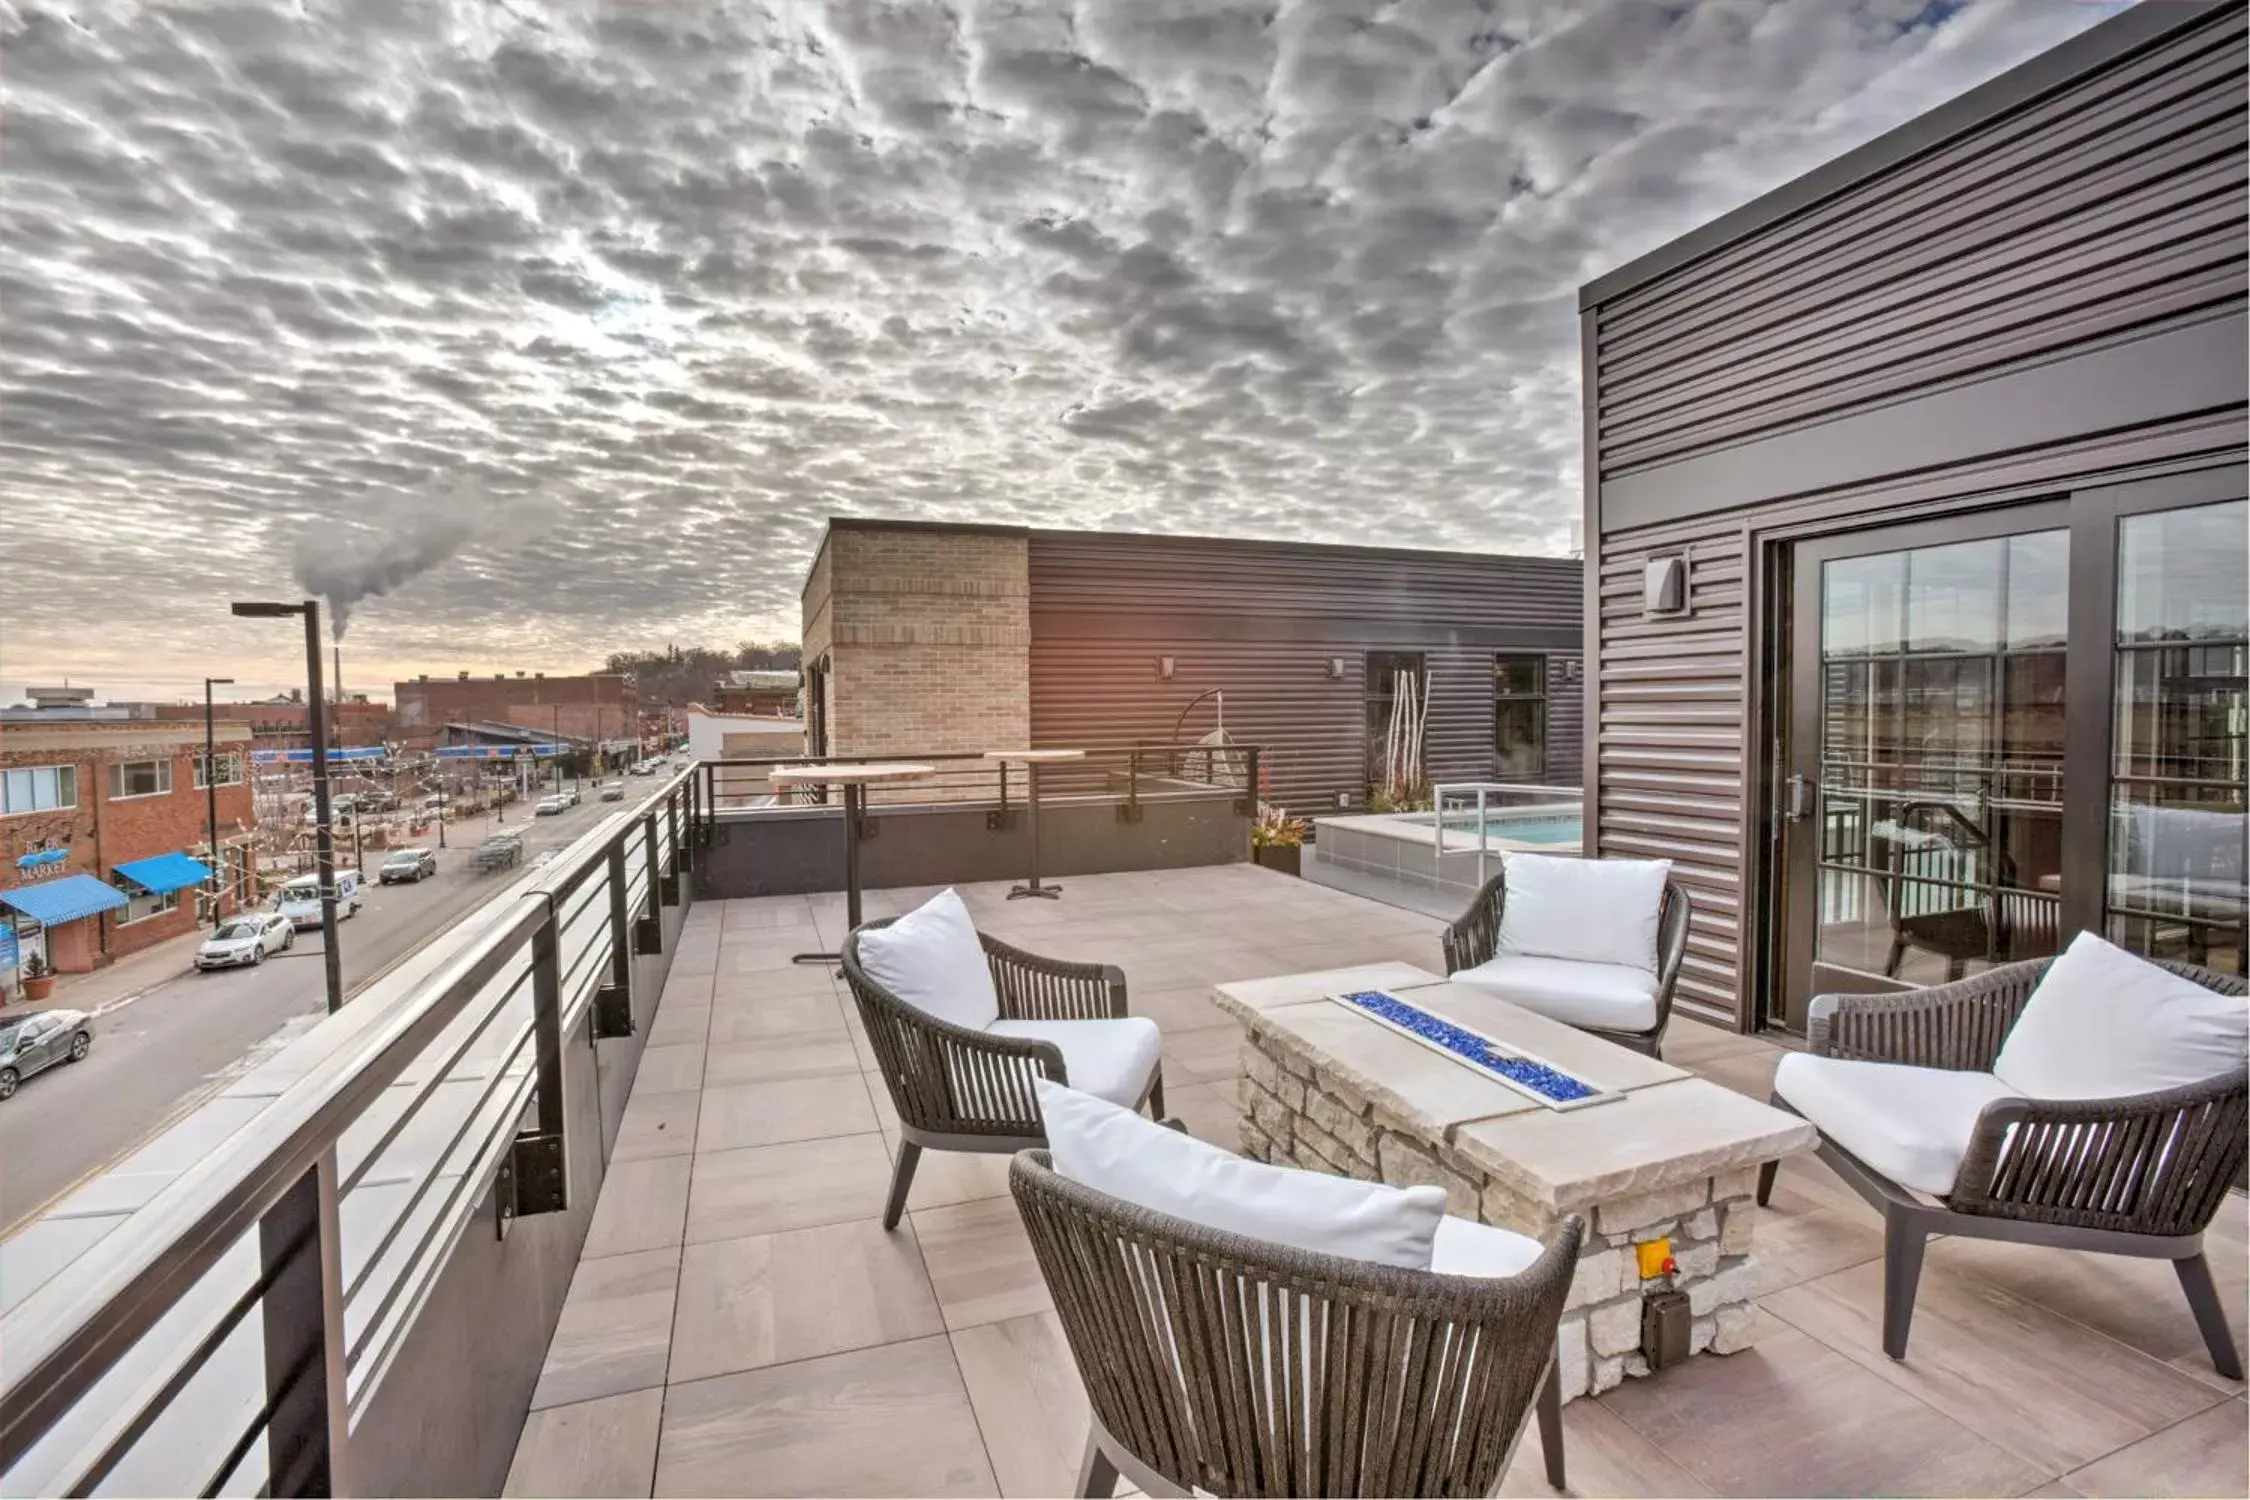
[510,868,2250,1497]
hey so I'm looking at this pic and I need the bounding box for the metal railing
[1428,782,1588,885]
[0,767,701,1497]
[695,744,1260,843]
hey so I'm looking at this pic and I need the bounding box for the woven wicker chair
[1758,957,2247,1377]
[1440,870,1693,1058]
[1012,1150,1582,1498]
[842,920,1163,1229]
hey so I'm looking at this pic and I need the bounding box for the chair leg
[1146,1069,1166,1122]
[2174,1251,2245,1381]
[1537,1354,1566,1491]
[1880,1207,1929,1361]
[1755,1159,1778,1208]
[882,1141,921,1232]
[1075,1430,1119,1499]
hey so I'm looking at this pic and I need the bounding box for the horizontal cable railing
[0,767,702,1498]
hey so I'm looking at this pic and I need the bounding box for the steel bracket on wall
[592,982,635,1039]
[1232,793,1252,817]
[633,905,663,955]
[495,1131,568,1237]
[659,870,680,907]
[1114,801,1144,825]
[984,808,1020,832]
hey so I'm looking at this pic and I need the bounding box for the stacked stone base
[1239,1030,1762,1402]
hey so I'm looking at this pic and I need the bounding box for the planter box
[1253,844,1303,877]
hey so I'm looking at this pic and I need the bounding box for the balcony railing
[0,770,701,1497]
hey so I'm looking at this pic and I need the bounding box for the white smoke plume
[292,491,554,638]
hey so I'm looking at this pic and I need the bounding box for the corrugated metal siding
[1593,7,2248,479]
[1592,533,1749,1021]
[1582,5,2248,1030]
[1026,533,1582,814]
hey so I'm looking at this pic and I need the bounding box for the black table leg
[1008,762,1061,900]
[794,782,865,963]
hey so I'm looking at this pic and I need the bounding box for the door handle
[1785,773,1812,823]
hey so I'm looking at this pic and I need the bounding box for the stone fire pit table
[1211,961,1817,1401]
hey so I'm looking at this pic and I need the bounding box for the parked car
[534,794,570,816]
[271,870,364,930]
[196,914,296,970]
[0,1009,93,1101]
[564,786,582,806]
[598,781,626,802]
[302,803,355,828]
[379,847,438,884]
[356,790,400,813]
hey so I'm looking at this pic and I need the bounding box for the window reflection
[1816,532,2066,984]
[2108,500,2247,974]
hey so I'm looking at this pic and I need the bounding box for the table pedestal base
[1235,1027,1766,1403]
[1006,882,1061,900]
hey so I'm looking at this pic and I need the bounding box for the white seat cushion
[1774,1053,2016,1196]
[853,888,1000,1032]
[1497,853,1672,972]
[992,1017,1161,1109]
[1993,930,2248,1101]
[1449,954,1660,1032]
[1036,1079,1446,1268]
[1429,1215,1543,1279]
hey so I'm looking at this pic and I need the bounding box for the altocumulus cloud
[0,0,2113,693]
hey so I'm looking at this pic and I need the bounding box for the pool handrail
[1429,782,1587,886]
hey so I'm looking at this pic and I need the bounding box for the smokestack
[332,646,342,706]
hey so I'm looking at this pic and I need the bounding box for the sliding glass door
[1774,468,2246,1030]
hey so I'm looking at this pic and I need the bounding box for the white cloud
[0,0,2116,699]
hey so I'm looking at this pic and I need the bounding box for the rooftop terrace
[505,867,2248,1499]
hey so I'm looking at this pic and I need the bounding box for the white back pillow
[1497,853,1673,974]
[1036,1079,1445,1269]
[1994,931,2248,1101]
[854,888,1001,1031]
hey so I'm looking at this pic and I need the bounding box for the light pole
[204,676,235,931]
[232,600,344,1017]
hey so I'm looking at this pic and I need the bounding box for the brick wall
[809,528,1031,791]
[2,723,259,968]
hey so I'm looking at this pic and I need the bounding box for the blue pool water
[1409,812,1584,845]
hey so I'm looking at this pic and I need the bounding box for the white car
[196,914,295,970]
[271,870,364,930]
[534,794,571,816]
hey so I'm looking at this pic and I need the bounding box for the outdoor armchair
[1012,1147,1581,1498]
[1760,947,2246,1378]
[842,914,1163,1229]
[1442,864,1693,1058]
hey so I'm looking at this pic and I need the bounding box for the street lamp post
[232,600,344,1017]
[204,676,235,931]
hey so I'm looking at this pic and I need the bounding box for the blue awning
[111,852,214,896]
[0,875,129,927]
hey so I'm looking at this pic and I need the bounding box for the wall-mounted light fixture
[1327,657,1347,680]
[1642,555,1688,617]
[1156,656,1176,680]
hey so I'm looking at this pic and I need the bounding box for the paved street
[0,792,621,1237]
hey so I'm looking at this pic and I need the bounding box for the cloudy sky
[2,0,2117,702]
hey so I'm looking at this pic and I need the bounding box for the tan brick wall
[808,528,1030,778]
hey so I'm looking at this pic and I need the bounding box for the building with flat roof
[801,519,1582,814]
[1,718,258,974]
[393,671,637,752]
[1577,0,2246,1030]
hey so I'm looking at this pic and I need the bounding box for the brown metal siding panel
[1025,534,1583,814]
[1593,8,2248,479]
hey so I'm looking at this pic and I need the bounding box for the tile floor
[506,866,2249,1499]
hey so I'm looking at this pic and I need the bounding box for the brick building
[149,696,391,755]
[801,524,1031,768]
[710,670,803,717]
[1,720,258,973]
[799,519,1581,813]
[392,672,637,752]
